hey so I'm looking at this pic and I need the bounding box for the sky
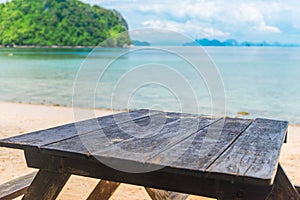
[1,0,299,44]
[82,0,300,44]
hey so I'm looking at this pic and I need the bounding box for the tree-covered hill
[0,0,131,47]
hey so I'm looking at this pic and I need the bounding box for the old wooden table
[0,109,299,200]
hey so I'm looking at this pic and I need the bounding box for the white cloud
[142,19,229,39]
[202,27,230,38]
[95,0,289,42]
[227,4,281,34]
[234,4,264,23]
[255,23,281,33]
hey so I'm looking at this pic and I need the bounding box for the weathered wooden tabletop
[0,109,290,199]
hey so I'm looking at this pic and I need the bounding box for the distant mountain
[0,0,131,47]
[183,38,299,47]
[132,40,151,46]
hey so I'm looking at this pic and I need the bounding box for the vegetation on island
[0,0,131,47]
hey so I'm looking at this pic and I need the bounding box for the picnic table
[0,109,299,200]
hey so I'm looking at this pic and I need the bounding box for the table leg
[145,187,189,200]
[266,164,300,200]
[22,169,70,200]
[86,180,120,200]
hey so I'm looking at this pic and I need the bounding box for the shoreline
[2,100,300,127]
[1,45,300,49]
[0,44,134,49]
[0,45,96,49]
[0,100,130,113]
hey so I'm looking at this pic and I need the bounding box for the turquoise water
[0,47,299,124]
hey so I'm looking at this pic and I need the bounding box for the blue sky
[1,0,299,43]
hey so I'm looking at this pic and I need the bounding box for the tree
[0,0,131,47]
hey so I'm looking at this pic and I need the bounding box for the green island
[0,0,131,47]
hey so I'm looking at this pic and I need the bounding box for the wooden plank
[87,180,120,200]
[22,170,70,200]
[0,172,37,200]
[145,188,189,200]
[207,118,288,185]
[91,115,220,168]
[24,150,272,199]
[0,109,157,150]
[148,118,252,172]
[40,111,185,160]
[266,164,300,200]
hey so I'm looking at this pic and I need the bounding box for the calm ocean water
[0,47,299,124]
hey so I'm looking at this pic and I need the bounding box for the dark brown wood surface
[145,188,189,200]
[296,185,300,194]
[0,109,289,195]
[24,150,272,199]
[86,180,120,200]
[145,188,171,200]
[148,118,253,171]
[39,111,196,160]
[91,115,220,166]
[207,118,288,185]
[22,170,70,200]
[266,164,300,200]
[0,109,156,150]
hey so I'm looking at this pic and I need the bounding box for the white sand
[0,101,299,199]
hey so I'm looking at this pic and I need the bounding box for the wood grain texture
[87,180,120,200]
[22,170,70,200]
[0,109,156,150]
[0,172,37,200]
[92,116,220,166]
[149,118,252,172]
[40,111,187,160]
[207,118,288,185]
[0,110,290,198]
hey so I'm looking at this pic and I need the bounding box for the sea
[0,47,299,124]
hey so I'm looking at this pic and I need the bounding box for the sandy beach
[0,101,299,199]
